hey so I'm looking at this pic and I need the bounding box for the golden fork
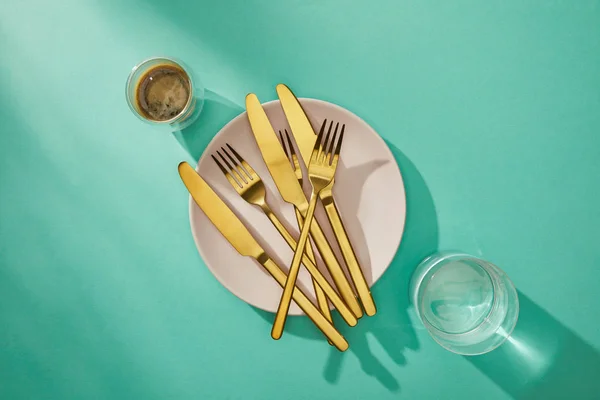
[211,144,357,327]
[316,121,377,316]
[272,124,345,338]
[277,130,333,327]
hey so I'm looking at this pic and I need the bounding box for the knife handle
[320,183,376,316]
[260,205,357,327]
[259,257,348,351]
[308,217,364,319]
[293,208,333,327]
[272,192,319,339]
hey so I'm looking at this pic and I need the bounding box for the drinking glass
[125,56,204,132]
[410,252,519,355]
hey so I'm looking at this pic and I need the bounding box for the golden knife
[277,83,377,316]
[178,162,349,351]
[246,94,363,330]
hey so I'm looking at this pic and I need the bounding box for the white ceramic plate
[189,99,406,315]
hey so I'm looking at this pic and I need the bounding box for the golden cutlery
[246,94,362,326]
[210,144,357,327]
[178,162,349,351]
[276,83,377,316]
[318,121,377,316]
[276,131,333,326]
[272,125,345,339]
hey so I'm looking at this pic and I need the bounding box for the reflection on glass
[410,252,519,355]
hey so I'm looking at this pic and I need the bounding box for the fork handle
[308,217,363,319]
[321,184,377,316]
[272,192,319,340]
[259,257,348,351]
[293,208,333,327]
[260,204,357,327]
[294,209,334,346]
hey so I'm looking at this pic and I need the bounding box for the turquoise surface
[1,1,599,399]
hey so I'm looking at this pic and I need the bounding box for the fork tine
[226,143,257,180]
[212,153,242,188]
[331,124,345,169]
[317,119,327,139]
[326,123,338,156]
[318,121,332,162]
[326,123,339,165]
[320,121,333,164]
[278,130,286,152]
[321,121,335,164]
[284,130,299,166]
[278,130,293,166]
[319,119,328,136]
[222,146,250,183]
[311,119,326,164]
[212,154,228,175]
[217,150,246,184]
[314,119,327,139]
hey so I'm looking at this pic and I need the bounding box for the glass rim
[417,254,518,341]
[125,56,195,125]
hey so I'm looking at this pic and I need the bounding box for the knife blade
[178,162,349,351]
[245,93,307,209]
[276,83,317,165]
[178,162,263,260]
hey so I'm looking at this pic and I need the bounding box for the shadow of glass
[173,90,243,161]
[467,291,600,400]
[252,142,438,392]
